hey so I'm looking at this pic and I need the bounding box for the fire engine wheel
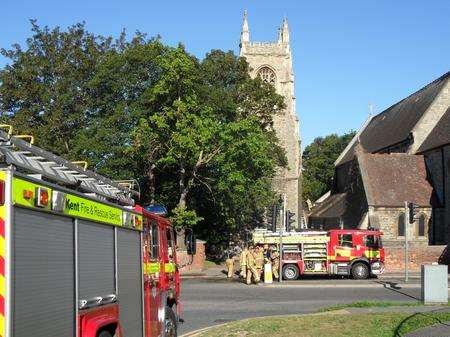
[165,306,178,337]
[97,331,113,337]
[351,262,369,280]
[282,264,299,280]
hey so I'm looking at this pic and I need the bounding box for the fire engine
[253,228,385,280]
[0,126,195,337]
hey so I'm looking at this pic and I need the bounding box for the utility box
[421,264,448,304]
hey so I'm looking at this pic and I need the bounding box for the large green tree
[302,131,356,203]
[0,21,114,158]
[0,22,286,254]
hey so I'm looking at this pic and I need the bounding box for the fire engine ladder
[0,128,139,206]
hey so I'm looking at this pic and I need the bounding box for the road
[178,276,424,335]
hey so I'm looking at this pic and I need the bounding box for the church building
[309,71,450,271]
[239,11,303,228]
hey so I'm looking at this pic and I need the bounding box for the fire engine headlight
[371,261,383,270]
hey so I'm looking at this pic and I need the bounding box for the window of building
[398,213,405,237]
[338,234,353,248]
[418,214,426,237]
[257,67,276,85]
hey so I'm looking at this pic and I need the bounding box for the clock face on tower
[257,66,276,85]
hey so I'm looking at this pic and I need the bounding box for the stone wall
[177,240,206,273]
[373,207,432,240]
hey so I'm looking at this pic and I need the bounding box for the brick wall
[177,241,206,273]
[384,242,449,272]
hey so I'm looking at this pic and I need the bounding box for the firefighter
[255,245,265,279]
[225,251,235,278]
[271,246,280,280]
[239,246,248,279]
[246,246,260,285]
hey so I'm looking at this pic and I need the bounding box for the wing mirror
[185,228,197,255]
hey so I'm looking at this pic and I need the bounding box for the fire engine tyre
[351,262,369,280]
[282,264,300,280]
[165,306,178,337]
[97,330,113,337]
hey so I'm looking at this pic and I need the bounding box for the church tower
[240,11,303,228]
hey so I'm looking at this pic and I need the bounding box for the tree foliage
[0,22,286,254]
[302,131,356,203]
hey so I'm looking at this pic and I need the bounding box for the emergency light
[36,187,49,207]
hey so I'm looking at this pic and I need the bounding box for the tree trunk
[146,163,156,204]
[178,151,204,208]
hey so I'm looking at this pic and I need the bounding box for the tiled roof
[309,192,347,218]
[357,152,435,207]
[337,71,450,165]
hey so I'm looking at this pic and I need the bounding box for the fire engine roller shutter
[117,228,143,337]
[78,220,115,300]
[13,207,75,337]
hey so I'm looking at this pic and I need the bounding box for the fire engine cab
[0,126,194,337]
[253,228,385,280]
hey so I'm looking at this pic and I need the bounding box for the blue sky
[1,0,449,147]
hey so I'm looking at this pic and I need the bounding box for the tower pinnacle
[240,10,250,45]
[281,16,290,44]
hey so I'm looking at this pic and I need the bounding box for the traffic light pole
[279,194,286,283]
[404,201,409,282]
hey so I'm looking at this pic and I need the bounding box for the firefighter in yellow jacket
[239,247,248,278]
[255,245,265,279]
[225,252,235,278]
[246,246,260,285]
[270,246,280,280]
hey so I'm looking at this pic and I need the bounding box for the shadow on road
[376,281,421,300]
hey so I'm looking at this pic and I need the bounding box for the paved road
[178,277,424,335]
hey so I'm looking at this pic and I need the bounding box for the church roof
[309,193,347,218]
[357,152,435,207]
[336,71,450,166]
[418,106,450,152]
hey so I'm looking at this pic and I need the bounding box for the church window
[418,214,426,237]
[397,213,405,237]
[257,67,276,85]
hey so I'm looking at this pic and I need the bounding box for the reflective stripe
[144,262,160,275]
[12,177,142,230]
[364,250,380,259]
[164,262,176,273]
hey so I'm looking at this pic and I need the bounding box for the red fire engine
[253,228,385,280]
[0,126,195,337]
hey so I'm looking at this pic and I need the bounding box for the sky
[1,0,449,147]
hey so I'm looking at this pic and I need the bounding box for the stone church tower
[239,11,303,228]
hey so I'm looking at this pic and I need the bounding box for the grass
[317,300,423,312]
[318,300,450,312]
[197,311,450,337]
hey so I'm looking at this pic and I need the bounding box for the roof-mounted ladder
[0,129,139,206]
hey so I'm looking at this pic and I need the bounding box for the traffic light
[286,210,295,232]
[268,205,278,232]
[408,202,419,224]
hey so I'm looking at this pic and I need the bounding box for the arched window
[418,214,426,237]
[257,67,276,85]
[398,213,405,237]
